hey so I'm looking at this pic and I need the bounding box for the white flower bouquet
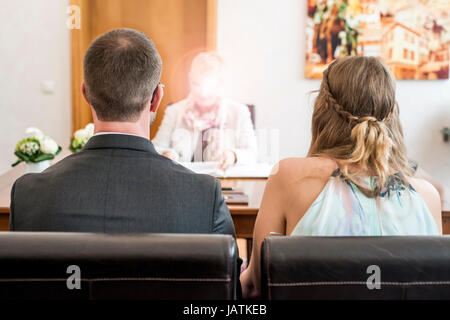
[12,127,62,167]
[70,123,94,153]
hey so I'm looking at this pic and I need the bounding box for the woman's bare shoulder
[408,176,442,233]
[270,157,337,184]
[408,177,441,209]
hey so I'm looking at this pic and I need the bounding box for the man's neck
[94,121,150,140]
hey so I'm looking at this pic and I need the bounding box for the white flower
[85,123,94,136]
[74,128,89,141]
[73,125,93,149]
[20,141,40,156]
[25,127,44,141]
[73,123,94,146]
[40,136,59,154]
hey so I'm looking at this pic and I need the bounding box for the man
[10,28,235,236]
[152,52,257,170]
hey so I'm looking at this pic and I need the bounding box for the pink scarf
[183,97,226,160]
[183,98,224,131]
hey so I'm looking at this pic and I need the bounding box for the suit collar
[83,133,157,153]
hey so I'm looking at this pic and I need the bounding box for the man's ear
[150,85,164,113]
[82,82,99,121]
[81,82,90,105]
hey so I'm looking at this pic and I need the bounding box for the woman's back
[240,56,443,299]
[285,157,440,236]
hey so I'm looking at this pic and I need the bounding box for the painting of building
[306,0,450,79]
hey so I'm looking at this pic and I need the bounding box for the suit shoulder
[11,171,45,199]
[15,153,88,187]
[13,172,37,188]
[33,152,86,175]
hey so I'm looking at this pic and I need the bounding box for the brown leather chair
[261,236,450,300]
[0,232,238,300]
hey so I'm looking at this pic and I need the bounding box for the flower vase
[25,160,50,174]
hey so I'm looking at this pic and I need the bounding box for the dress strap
[331,167,341,177]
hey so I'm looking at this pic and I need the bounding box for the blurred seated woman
[241,56,442,299]
[152,51,257,170]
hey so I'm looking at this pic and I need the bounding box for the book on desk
[222,189,249,205]
[178,161,273,179]
[177,162,273,205]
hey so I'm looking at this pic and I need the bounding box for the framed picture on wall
[305,0,450,79]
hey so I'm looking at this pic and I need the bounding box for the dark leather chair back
[261,236,450,300]
[0,232,238,300]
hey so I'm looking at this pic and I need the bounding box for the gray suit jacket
[10,134,236,236]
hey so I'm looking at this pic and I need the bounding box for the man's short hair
[83,28,162,121]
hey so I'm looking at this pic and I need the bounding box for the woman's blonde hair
[308,56,413,197]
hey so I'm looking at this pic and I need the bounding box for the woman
[152,52,257,170]
[240,56,442,299]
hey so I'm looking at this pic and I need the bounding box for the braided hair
[308,56,413,197]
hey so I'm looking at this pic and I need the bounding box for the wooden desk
[221,178,266,238]
[220,178,266,259]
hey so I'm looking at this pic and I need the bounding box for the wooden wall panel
[70,0,93,133]
[71,0,217,138]
[206,0,217,50]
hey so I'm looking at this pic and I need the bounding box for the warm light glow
[189,52,225,108]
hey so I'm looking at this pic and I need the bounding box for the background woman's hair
[189,51,225,80]
[307,56,413,197]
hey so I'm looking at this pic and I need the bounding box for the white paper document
[178,162,273,178]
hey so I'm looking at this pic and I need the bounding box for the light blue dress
[290,169,439,236]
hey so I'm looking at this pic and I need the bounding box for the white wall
[217,0,450,186]
[0,0,71,175]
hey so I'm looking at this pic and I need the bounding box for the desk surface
[221,179,266,214]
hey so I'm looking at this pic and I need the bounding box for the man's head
[83,28,162,123]
[189,52,225,110]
